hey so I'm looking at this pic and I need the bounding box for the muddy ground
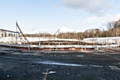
[0,49,120,80]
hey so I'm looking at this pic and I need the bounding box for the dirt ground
[0,49,120,80]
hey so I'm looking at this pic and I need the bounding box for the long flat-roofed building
[83,37,120,45]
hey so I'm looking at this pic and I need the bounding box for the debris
[42,71,56,75]
[7,75,10,78]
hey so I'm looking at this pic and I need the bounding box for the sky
[0,0,120,34]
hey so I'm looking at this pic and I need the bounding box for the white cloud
[58,27,74,33]
[99,13,120,25]
[80,13,120,30]
[62,0,108,15]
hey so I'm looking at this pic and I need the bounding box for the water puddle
[35,61,84,67]
[109,66,120,70]
[34,60,106,68]
[0,56,21,60]
[76,55,84,57]
[89,65,103,68]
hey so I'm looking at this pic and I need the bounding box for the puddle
[0,56,21,60]
[35,61,84,67]
[89,65,103,68]
[109,66,120,70]
[35,60,106,68]
[76,55,84,57]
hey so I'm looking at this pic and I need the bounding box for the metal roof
[0,29,19,33]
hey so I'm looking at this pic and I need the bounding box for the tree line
[24,19,120,40]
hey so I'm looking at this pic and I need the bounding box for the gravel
[0,50,120,80]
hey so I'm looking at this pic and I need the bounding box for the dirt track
[0,49,120,80]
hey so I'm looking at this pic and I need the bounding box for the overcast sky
[0,0,120,33]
